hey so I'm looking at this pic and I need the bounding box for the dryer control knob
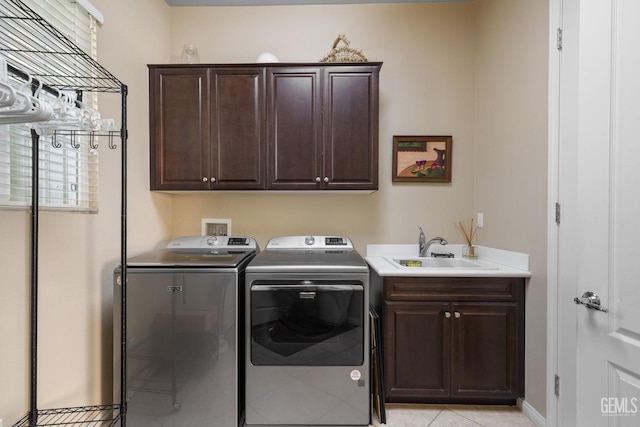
[304,236,315,246]
[206,236,218,246]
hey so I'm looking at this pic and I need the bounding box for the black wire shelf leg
[119,84,128,426]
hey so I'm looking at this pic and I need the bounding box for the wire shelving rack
[1,0,128,425]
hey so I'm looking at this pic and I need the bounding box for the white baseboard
[518,399,547,427]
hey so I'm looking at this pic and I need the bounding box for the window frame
[0,0,100,212]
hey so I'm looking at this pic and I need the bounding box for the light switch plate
[201,218,232,236]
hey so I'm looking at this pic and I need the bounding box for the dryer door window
[250,280,364,365]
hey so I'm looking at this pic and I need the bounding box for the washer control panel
[266,235,353,250]
[167,235,258,251]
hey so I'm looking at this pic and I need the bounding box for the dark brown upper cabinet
[268,65,381,190]
[149,63,381,191]
[149,66,266,190]
[267,67,322,190]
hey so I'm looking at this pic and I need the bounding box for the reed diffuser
[456,218,479,258]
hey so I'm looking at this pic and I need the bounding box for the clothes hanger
[0,77,53,124]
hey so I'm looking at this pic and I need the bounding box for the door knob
[323,176,329,183]
[454,311,461,319]
[444,311,451,318]
[574,291,608,312]
[202,177,208,182]
[315,177,321,183]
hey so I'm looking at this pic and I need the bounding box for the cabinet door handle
[202,177,208,182]
[454,311,461,319]
[323,176,329,183]
[315,177,321,183]
[444,311,451,318]
[211,177,216,183]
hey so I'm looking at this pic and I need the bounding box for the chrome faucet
[425,236,448,256]
[418,226,448,257]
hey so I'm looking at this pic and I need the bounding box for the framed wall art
[392,135,452,183]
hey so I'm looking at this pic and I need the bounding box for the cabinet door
[384,301,450,402]
[211,68,266,189]
[267,67,322,190]
[450,302,523,401]
[323,66,379,190]
[150,67,210,190]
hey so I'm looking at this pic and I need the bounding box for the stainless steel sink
[386,257,498,269]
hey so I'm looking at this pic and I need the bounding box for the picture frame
[392,135,452,183]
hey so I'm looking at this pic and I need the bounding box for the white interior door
[556,0,640,425]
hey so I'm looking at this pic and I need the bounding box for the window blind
[0,0,99,211]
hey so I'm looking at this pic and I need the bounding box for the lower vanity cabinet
[383,277,525,404]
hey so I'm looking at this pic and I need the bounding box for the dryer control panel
[265,235,353,250]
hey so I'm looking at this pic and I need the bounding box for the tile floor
[370,404,535,427]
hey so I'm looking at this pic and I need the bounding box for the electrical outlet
[477,212,484,228]
[201,218,232,236]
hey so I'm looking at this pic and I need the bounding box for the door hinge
[557,28,563,51]
[555,202,561,225]
[555,374,560,397]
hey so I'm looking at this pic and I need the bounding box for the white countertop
[365,244,531,278]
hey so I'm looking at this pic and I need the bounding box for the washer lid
[127,250,255,268]
[127,236,258,267]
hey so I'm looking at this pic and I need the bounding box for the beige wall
[0,0,549,423]
[0,211,30,421]
[169,3,478,254]
[474,0,548,416]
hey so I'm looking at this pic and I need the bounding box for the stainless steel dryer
[114,235,259,427]
[245,236,370,427]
